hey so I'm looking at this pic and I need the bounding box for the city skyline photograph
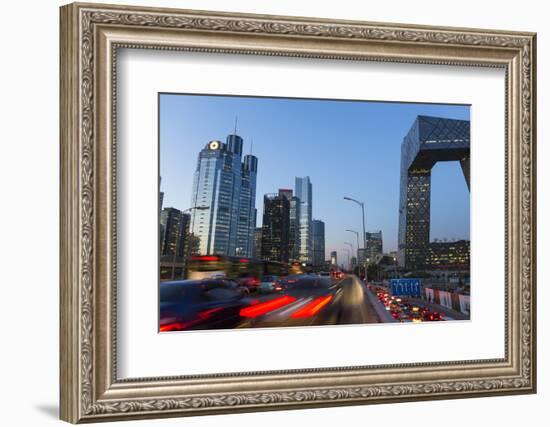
[158,92,471,332]
[160,94,470,260]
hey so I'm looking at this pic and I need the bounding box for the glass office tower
[236,154,258,256]
[312,219,325,267]
[190,135,258,256]
[261,192,290,263]
[278,188,301,262]
[295,176,313,263]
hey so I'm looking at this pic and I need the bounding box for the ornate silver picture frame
[60,2,536,423]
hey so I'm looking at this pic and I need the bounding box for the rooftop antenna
[233,116,238,135]
[250,137,254,155]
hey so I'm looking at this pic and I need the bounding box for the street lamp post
[171,205,209,280]
[346,229,361,276]
[344,196,367,282]
[344,196,366,252]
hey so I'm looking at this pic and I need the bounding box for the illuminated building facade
[425,240,470,268]
[312,219,326,267]
[190,135,258,256]
[295,176,313,263]
[261,192,290,263]
[398,115,470,270]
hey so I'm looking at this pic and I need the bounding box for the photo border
[156,90,472,334]
[60,2,536,423]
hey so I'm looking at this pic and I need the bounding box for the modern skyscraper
[261,192,290,263]
[278,188,301,261]
[295,176,313,263]
[190,135,258,256]
[398,115,470,269]
[159,208,191,279]
[236,154,258,256]
[312,219,325,267]
[330,251,338,266]
[160,208,190,257]
[252,227,263,259]
[365,231,383,263]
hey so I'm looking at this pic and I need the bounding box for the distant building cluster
[160,133,327,276]
[159,113,471,282]
[261,178,325,266]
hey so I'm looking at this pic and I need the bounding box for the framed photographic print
[60,2,537,423]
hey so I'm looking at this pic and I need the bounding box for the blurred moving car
[258,275,283,294]
[331,271,345,280]
[159,279,251,332]
[239,275,338,327]
[235,276,260,293]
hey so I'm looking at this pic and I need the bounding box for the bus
[187,255,289,282]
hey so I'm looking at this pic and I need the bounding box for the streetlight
[345,229,360,255]
[343,196,366,252]
[346,229,361,276]
[172,205,209,280]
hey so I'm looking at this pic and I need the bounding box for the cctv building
[397,115,470,270]
[190,135,258,256]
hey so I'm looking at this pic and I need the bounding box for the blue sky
[159,93,470,259]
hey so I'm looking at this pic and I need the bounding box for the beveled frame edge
[59,2,536,423]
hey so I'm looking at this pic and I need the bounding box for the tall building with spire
[236,154,258,256]
[190,134,258,256]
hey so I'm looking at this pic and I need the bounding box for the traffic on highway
[160,269,457,332]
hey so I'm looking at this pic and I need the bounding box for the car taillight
[239,295,296,318]
[160,321,189,332]
[291,295,333,318]
[160,323,178,332]
[197,307,223,320]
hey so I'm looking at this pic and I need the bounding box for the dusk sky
[159,93,470,261]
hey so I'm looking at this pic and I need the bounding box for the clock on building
[208,140,220,150]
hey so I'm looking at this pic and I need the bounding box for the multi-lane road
[237,275,381,329]
[159,273,460,332]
